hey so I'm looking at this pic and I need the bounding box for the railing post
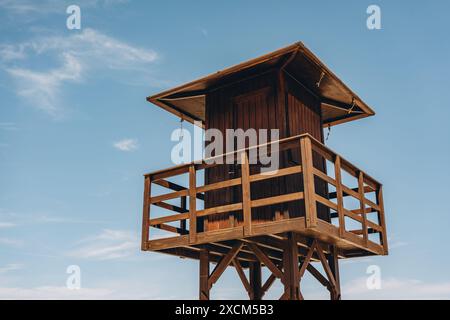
[334,156,345,237]
[189,165,197,244]
[300,136,317,228]
[241,151,252,236]
[141,175,151,250]
[358,171,369,246]
[377,186,389,254]
[180,196,187,233]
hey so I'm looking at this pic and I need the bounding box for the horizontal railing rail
[141,133,388,255]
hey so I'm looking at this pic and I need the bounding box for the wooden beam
[283,232,300,299]
[249,165,302,183]
[377,186,389,254]
[300,136,317,228]
[315,242,337,294]
[189,165,197,244]
[249,261,262,300]
[141,176,151,250]
[251,192,304,208]
[334,156,345,237]
[328,245,341,300]
[298,239,317,279]
[199,249,210,300]
[306,264,330,288]
[154,223,188,235]
[241,152,252,236]
[153,201,187,214]
[232,259,252,295]
[247,243,284,281]
[150,189,188,204]
[261,274,276,297]
[358,171,369,246]
[208,242,243,288]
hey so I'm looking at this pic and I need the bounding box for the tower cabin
[142,42,388,300]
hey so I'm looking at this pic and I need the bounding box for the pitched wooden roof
[147,42,375,127]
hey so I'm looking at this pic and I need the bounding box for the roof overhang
[147,42,375,128]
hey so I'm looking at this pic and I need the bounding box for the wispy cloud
[0,0,129,17]
[0,237,23,247]
[68,229,138,260]
[0,122,19,131]
[0,222,16,228]
[342,277,450,300]
[0,263,24,274]
[0,286,115,300]
[7,53,82,118]
[113,138,138,152]
[0,281,164,300]
[0,209,107,226]
[1,28,159,118]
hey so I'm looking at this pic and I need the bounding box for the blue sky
[0,0,449,299]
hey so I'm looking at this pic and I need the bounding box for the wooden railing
[141,134,388,255]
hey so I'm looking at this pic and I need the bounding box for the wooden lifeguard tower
[141,42,388,300]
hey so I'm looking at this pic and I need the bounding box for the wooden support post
[199,249,210,300]
[327,245,341,300]
[180,196,187,232]
[283,232,300,300]
[189,165,197,244]
[334,156,345,237]
[241,152,252,236]
[358,171,369,246]
[300,136,317,228]
[141,175,151,250]
[249,261,262,300]
[377,186,389,255]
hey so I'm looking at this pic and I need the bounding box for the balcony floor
[145,216,385,267]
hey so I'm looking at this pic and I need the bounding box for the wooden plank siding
[204,71,330,231]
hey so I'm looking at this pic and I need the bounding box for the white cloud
[1,28,158,118]
[0,263,23,274]
[68,229,138,260]
[0,209,107,226]
[0,237,23,247]
[342,277,450,300]
[0,0,129,16]
[0,122,19,131]
[0,222,16,228]
[0,281,164,300]
[113,138,138,152]
[0,286,115,300]
[7,53,82,118]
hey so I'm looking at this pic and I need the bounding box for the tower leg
[249,261,262,300]
[327,245,341,300]
[199,249,210,300]
[282,232,300,300]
